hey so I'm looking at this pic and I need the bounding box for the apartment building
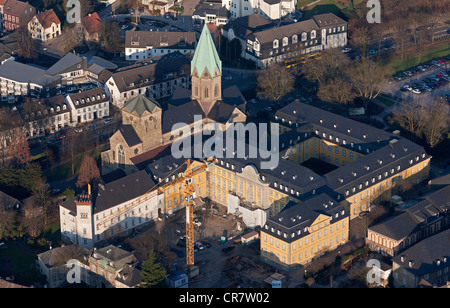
[66,87,110,125]
[59,170,163,249]
[105,52,191,108]
[125,31,197,61]
[367,185,450,256]
[17,95,71,138]
[27,8,61,42]
[2,0,35,31]
[228,13,347,67]
[0,60,59,103]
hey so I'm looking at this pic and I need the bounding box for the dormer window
[311,30,316,39]
[301,32,307,41]
[273,39,279,49]
[282,37,288,46]
[292,35,298,44]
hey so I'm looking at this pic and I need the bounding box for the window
[282,37,288,46]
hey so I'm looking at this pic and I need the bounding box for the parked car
[195,241,204,250]
[222,245,235,254]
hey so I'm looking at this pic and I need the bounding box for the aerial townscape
[0,0,448,293]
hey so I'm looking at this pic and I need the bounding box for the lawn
[298,0,362,20]
[385,42,450,74]
[0,241,44,286]
[44,143,109,182]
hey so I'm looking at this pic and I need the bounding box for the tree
[393,99,425,139]
[0,198,17,240]
[139,251,168,288]
[18,27,36,60]
[421,99,449,148]
[32,177,52,226]
[76,154,100,188]
[303,48,350,85]
[317,78,355,105]
[21,196,44,238]
[257,64,294,103]
[9,127,31,166]
[345,59,389,107]
[101,21,124,53]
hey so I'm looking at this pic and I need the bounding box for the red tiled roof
[81,12,103,34]
[36,9,60,29]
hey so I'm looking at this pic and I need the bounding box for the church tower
[191,24,222,115]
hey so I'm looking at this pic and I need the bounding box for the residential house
[80,12,103,42]
[125,31,197,61]
[36,245,91,288]
[223,0,297,20]
[17,95,71,137]
[27,8,61,42]
[89,245,141,288]
[192,1,229,25]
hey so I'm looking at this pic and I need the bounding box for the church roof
[123,94,160,117]
[191,24,222,77]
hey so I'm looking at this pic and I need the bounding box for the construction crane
[181,158,215,269]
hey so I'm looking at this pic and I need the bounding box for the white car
[411,88,421,94]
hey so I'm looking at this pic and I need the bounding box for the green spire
[191,24,222,77]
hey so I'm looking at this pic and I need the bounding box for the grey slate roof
[0,60,59,85]
[369,185,450,240]
[392,228,450,277]
[118,125,142,147]
[110,52,190,93]
[46,52,87,76]
[92,170,156,214]
[263,192,349,243]
[222,14,275,40]
[61,170,156,214]
[93,245,138,269]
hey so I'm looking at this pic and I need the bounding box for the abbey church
[101,25,248,175]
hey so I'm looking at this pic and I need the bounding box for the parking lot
[384,57,450,104]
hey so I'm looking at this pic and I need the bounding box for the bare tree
[32,177,52,226]
[421,99,449,148]
[345,59,389,107]
[21,196,44,238]
[257,64,294,103]
[317,78,355,105]
[393,99,425,139]
[18,27,36,60]
[303,48,350,85]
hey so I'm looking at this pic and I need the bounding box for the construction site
[158,198,281,288]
